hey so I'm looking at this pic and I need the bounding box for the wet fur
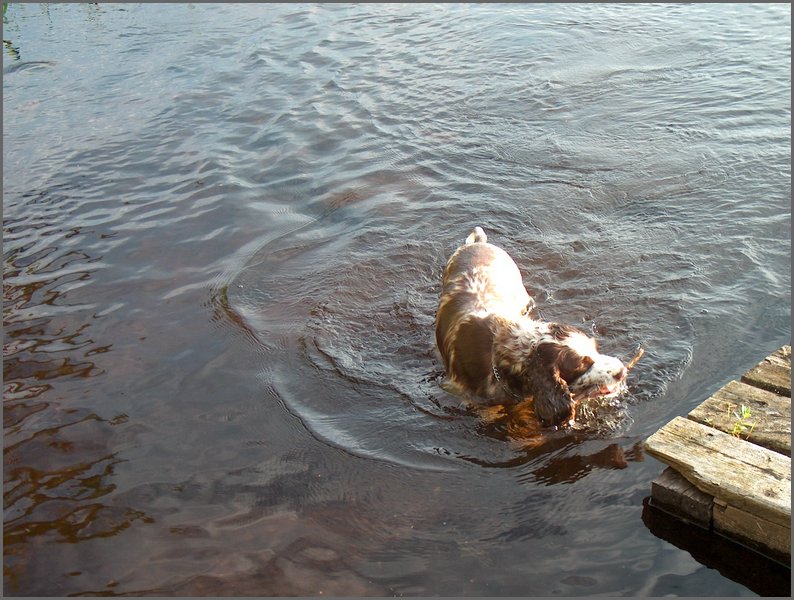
[435,227,627,427]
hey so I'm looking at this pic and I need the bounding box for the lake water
[3,3,791,596]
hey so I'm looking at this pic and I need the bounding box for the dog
[435,227,628,428]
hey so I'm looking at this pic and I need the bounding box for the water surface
[3,3,791,596]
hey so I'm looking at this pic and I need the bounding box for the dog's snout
[614,367,627,381]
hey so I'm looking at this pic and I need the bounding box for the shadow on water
[641,498,791,597]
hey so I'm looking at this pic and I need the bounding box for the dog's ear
[523,343,576,427]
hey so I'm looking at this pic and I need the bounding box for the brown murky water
[4,3,791,596]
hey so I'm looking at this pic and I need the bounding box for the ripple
[224,186,694,470]
[3,2,790,596]
[3,60,56,75]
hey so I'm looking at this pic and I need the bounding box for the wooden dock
[644,346,791,565]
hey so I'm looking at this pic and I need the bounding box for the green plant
[727,403,755,439]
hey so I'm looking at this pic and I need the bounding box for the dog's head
[514,325,627,427]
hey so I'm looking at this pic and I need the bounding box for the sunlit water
[3,3,790,596]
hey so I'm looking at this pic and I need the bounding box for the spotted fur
[435,227,627,427]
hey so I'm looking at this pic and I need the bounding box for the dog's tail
[465,226,487,245]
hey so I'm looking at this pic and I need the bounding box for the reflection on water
[4,410,151,544]
[3,2,791,597]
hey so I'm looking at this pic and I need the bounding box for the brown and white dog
[435,227,628,428]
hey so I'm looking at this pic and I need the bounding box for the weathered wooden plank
[713,500,791,561]
[688,379,791,456]
[741,345,791,397]
[644,416,791,528]
[650,467,713,527]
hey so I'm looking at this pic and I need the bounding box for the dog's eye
[558,352,594,384]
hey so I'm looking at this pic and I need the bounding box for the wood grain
[741,345,791,397]
[644,416,790,528]
[688,379,791,456]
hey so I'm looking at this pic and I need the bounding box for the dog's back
[435,227,531,396]
[439,227,530,319]
[435,227,631,427]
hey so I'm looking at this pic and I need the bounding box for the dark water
[3,3,791,596]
